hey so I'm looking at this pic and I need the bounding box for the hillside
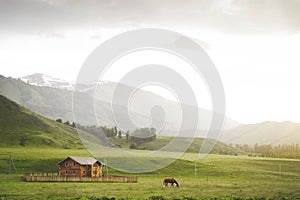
[220,121,300,145]
[0,95,83,148]
[0,94,243,155]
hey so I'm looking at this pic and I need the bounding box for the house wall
[90,162,102,177]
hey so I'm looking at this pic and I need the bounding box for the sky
[0,0,300,124]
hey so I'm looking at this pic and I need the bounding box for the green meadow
[0,147,299,200]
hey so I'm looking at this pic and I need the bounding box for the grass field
[0,147,300,199]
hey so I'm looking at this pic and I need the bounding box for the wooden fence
[24,173,138,183]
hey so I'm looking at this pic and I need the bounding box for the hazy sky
[1,0,300,123]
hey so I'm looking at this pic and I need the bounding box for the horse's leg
[166,181,169,187]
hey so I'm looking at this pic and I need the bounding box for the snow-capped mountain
[21,73,74,90]
[1,74,241,131]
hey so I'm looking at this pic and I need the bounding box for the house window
[93,171,97,174]
[72,170,75,174]
[73,162,76,166]
[83,171,86,175]
[65,162,68,167]
[65,170,68,174]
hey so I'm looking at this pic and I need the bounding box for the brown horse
[163,178,179,187]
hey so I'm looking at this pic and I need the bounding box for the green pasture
[0,147,299,199]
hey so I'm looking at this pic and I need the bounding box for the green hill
[109,136,246,155]
[0,94,243,154]
[0,95,83,148]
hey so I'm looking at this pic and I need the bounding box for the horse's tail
[162,179,166,186]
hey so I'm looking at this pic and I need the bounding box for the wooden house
[58,156,103,177]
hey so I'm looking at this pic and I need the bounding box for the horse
[162,178,179,187]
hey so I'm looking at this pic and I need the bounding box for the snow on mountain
[21,73,74,90]
[20,73,112,91]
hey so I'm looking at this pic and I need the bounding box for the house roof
[58,156,103,165]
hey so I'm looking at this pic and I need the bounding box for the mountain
[0,94,83,148]
[21,73,74,90]
[220,121,300,145]
[1,74,300,145]
[0,75,75,122]
[0,74,240,132]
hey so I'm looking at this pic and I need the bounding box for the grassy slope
[0,94,244,155]
[110,136,246,155]
[0,95,83,148]
[0,147,299,199]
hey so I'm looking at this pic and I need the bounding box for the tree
[19,136,27,146]
[130,127,157,144]
[126,131,129,142]
[118,130,122,138]
[129,142,137,149]
[56,119,62,123]
[114,127,117,137]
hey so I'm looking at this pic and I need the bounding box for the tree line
[58,119,157,149]
[55,119,76,127]
[235,143,300,159]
